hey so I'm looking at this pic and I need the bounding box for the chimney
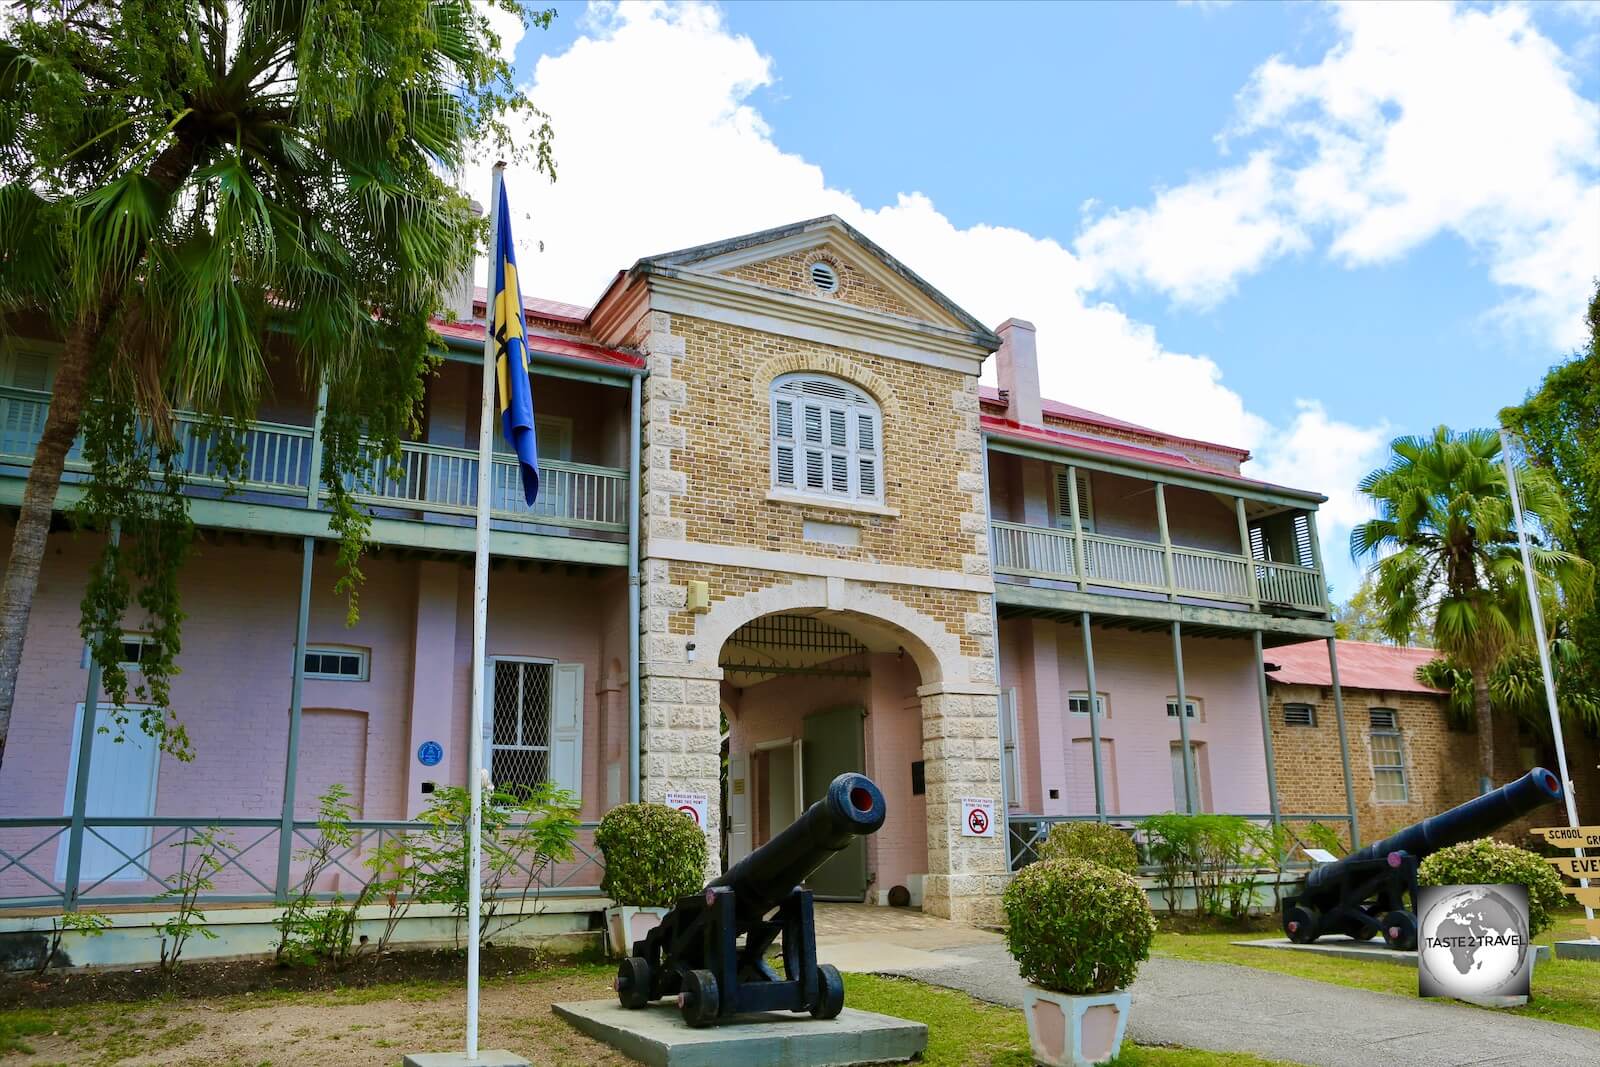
[995,318,1042,426]
[453,198,484,322]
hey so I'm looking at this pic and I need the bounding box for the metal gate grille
[492,660,551,796]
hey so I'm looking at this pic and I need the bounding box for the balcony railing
[991,519,1324,612]
[0,385,627,533]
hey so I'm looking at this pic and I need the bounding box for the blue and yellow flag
[490,182,540,505]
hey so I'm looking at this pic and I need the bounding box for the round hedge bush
[1418,837,1566,938]
[595,803,707,907]
[1038,821,1140,874]
[1003,858,1156,994]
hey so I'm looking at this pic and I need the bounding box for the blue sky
[490,1,1600,599]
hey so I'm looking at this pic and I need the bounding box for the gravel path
[879,939,1600,1067]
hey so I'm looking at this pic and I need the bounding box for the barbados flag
[490,182,540,505]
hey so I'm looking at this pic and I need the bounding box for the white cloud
[1076,153,1309,307]
[1079,1,1600,350]
[1251,401,1391,596]
[468,1,1385,566]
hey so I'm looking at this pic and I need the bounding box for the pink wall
[0,521,626,899]
[999,618,1269,818]
[726,651,927,899]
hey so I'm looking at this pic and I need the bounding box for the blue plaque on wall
[417,741,444,767]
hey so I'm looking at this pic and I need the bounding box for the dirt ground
[6,960,633,1066]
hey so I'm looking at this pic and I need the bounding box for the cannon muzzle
[713,772,885,917]
[1305,766,1563,894]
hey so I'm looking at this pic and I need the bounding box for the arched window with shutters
[770,373,883,504]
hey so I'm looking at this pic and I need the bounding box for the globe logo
[1417,883,1532,998]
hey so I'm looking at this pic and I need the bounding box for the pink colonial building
[0,215,1340,954]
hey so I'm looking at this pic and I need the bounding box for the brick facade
[622,227,1008,923]
[1269,682,1600,847]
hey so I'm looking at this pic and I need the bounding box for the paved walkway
[812,905,1600,1067]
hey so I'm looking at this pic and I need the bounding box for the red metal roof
[1265,640,1444,694]
[432,316,643,370]
[982,414,1322,499]
[979,385,1251,459]
[468,287,590,325]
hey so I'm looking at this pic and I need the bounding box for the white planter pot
[605,905,669,958]
[1022,986,1130,1067]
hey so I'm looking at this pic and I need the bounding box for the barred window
[1369,708,1408,802]
[770,374,883,504]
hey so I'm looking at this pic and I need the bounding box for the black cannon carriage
[615,772,887,1027]
[1282,766,1563,950]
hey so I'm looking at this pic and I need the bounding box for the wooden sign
[1547,855,1600,879]
[1531,824,1600,848]
[1562,885,1600,908]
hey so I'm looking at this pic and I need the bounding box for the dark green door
[802,705,867,901]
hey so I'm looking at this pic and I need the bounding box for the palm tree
[1351,426,1592,792]
[0,0,550,761]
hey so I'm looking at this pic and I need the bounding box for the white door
[1169,742,1202,814]
[726,754,750,864]
[57,704,161,883]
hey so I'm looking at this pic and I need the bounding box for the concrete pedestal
[1553,939,1600,962]
[402,1051,529,1066]
[553,999,928,1067]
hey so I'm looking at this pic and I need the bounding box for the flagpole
[466,162,505,1060]
[1499,429,1593,932]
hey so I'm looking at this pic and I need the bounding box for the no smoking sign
[961,797,996,838]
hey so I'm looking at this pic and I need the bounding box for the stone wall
[628,282,1007,921]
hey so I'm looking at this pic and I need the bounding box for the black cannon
[1282,766,1563,950]
[615,772,887,1027]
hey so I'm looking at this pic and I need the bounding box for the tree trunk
[0,309,106,765]
[0,135,197,769]
[1471,655,1496,794]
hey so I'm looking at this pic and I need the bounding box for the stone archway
[639,573,1008,924]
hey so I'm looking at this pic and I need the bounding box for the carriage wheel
[812,964,845,1020]
[679,968,721,1028]
[1283,904,1321,944]
[616,956,653,1010]
[1381,910,1417,951]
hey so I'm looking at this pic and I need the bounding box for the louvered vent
[1283,703,1316,727]
[809,261,839,292]
[1369,708,1398,731]
[1293,513,1314,568]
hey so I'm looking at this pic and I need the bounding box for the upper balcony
[0,330,638,564]
[986,446,1332,635]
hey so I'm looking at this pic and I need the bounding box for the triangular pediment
[638,216,993,340]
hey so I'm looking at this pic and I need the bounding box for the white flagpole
[466,161,505,1059]
[1499,429,1593,932]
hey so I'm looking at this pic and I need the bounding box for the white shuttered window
[771,374,883,504]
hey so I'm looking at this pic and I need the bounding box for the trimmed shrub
[1038,821,1139,875]
[596,803,707,907]
[1418,837,1567,938]
[1002,858,1156,994]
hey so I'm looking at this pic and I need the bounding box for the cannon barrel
[1305,766,1562,895]
[712,772,885,916]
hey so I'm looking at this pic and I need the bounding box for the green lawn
[844,975,1301,1067]
[0,961,1298,1065]
[1153,908,1600,1031]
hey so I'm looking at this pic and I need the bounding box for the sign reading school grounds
[1532,823,1600,940]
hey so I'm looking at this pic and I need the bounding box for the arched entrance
[636,574,1007,923]
[719,612,927,904]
